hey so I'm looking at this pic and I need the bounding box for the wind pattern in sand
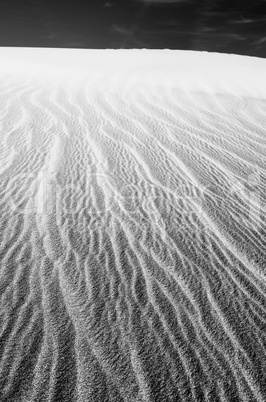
[0,49,266,402]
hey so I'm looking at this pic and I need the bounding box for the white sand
[0,48,266,401]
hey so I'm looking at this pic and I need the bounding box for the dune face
[1,49,266,402]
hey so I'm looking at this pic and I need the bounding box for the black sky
[0,0,266,57]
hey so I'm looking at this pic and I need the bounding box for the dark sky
[0,0,266,57]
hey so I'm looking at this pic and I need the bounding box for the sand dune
[0,48,266,401]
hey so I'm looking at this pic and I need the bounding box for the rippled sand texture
[1,49,266,402]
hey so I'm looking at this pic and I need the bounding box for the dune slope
[0,48,266,401]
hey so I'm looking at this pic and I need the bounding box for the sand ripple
[0,50,266,401]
